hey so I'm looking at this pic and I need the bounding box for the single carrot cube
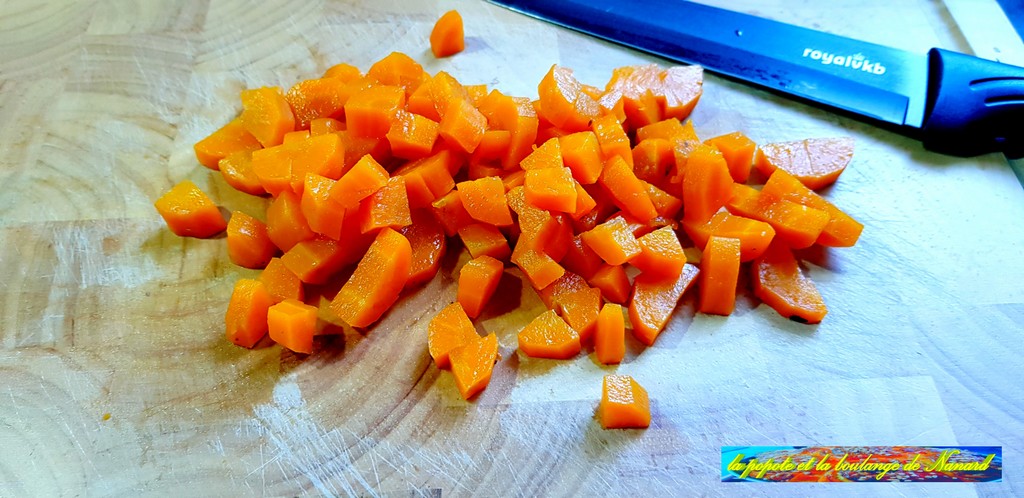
[536,272,591,309]
[511,239,565,290]
[439,97,487,154]
[458,223,510,260]
[591,114,633,168]
[226,211,276,269]
[570,181,597,220]
[753,199,830,250]
[599,155,657,222]
[251,133,345,195]
[430,10,466,58]
[557,286,601,344]
[753,242,828,324]
[595,304,625,365]
[589,264,631,305]
[194,118,261,170]
[240,87,295,148]
[629,263,700,346]
[356,176,412,234]
[644,181,682,219]
[558,131,603,184]
[470,129,512,164]
[280,237,356,285]
[367,52,425,95]
[517,309,581,359]
[259,257,304,304]
[631,226,686,278]
[600,374,650,429]
[323,62,361,81]
[636,118,687,142]
[581,216,642,266]
[705,131,756,183]
[329,154,389,209]
[329,228,412,328]
[458,255,505,319]
[345,85,406,138]
[154,180,227,238]
[428,302,479,369]
[284,77,350,130]
[267,299,317,354]
[520,137,563,170]
[525,166,577,213]
[699,236,741,316]
[401,209,448,288]
[457,176,514,227]
[309,117,343,136]
[449,333,498,400]
[537,65,599,132]
[265,191,315,252]
[561,235,604,280]
[300,173,346,240]
[431,190,475,237]
[225,279,273,348]
[219,150,266,196]
[681,143,733,224]
[632,138,674,186]
[387,110,440,160]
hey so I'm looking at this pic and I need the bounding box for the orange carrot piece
[599,155,658,222]
[600,374,650,429]
[458,255,504,318]
[525,166,577,213]
[511,239,565,290]
[284,77,350,130]
[478,92,539,169]
[468,161,504,181]
[755,137,853,190]
[265,191,315,252]
[659,65,703,120]
[759,169,863,247]
[632,226,686,278]
[431,190,475,237]
[225,279,274,348]
[458,223,510,260]
[387,110,439,160]
[338,129,391,171]
[329,154,389,209]
[570,181,597,220]
[581,216,642,266]
[628,263,700,345]
[705,131,756,183]
[471,129,512,164]
[356,175,412,234]
[367,52,425,95]
[154,180,227,238]
[681,143,733,224]
[194,118,261,170]
[667,125,702,185]
[557,286,601,344]
[724,183,763,219]
[300,173,346,240]
[226,211,276,269]
[323,62,361,81]
[699,236,741,316]
[558,131,604,184]
[439,97,487,154]
[517,309,581,359]
[428,302,478,369]
[752,198,830,250]
[591,114,633,167]
[449,333,498,400]
[330,228,412,328]
[519,137,561,171]
[682,211,775,262]
[240,87,295,148]
[345,85,406,138]
[219,151,266,196]
[281,236,356,284]
[589,264,631,304]
[259,257,304,304]
[632,138,674,186]
[283,130,310,145]
[595,303,625,364]
[251,133,345,195]
[267,299,317,354]
[394,150,458,209]
[537,65,600,132]
[561,235,604,280]
[536,272,591,309]
[457,176,514,226]
[430,10,465,58]
[635,118,687,142]
[465,84,489,106]
[401,209,448,288]
[644,181,682,219]
[753,242,827,324]
[310,117,343,136]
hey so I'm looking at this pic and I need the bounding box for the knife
[488,0,1024,158]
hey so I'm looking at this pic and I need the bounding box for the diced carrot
[636,118,687,142]
[465,84,488,106]
[558,131,603,184]
[557,286,601,344]
[259,257,304,303]
[426,72,470,119]
[284,77,350,130]
[537,65,600,132]
[525,166,577,213]
[598,65,663,131]
[345,85,406,138]
[267,299,317,354]
[681,143,733,224]
[367,52,425,95]
[395,149,457,209]
[356,175,412,234]
[629,263,700,345]
[251,133,346,195]
[323,62,361,81]
[536,272,590,308]
[644,181,682,219]
[265,191,315,252]
[589,264,631,304]
[519,137,561,171]
[471,129,512,164]
[329,154,389,209]
[430,10,465,58]
[300,173,346,240]
[755,137,853,190]
[600,374,650,429]
[511,239,565,290]
[330,228,412,328]
[632,138,674,186]
[226,211,276,269]
[219,151,266,196]
[581,216,642,266]
[401,209,447,288]
[458,223,510,260]
[561,235,604,280]
[570,181,597,220]
[595,303,625,364]
[194,118,261,170]
[622,90,662,129]
[502,169,526,191]
[439,97,487,154]
[154,180,227,238]
[458,255,504,319]
[659,65,703,120]
[457,176,513,226]
[387,110,439,160]
[281,236,356,284]
[698,236,741,315]
[225,279,274,348]
[705,131,756,183]
[428,302,478,369]
[338,129,391,171]
[449,333,498,400]
[725,183,762,219]
[668,130,702,185]
[240,87,295,148]
[599,155,657,222]
[478,92,539,170]
[632,226,686,278]
[468,161,504,181]
[759,169,863,247]
[753,241,827,324]
[746,196,830,250]
[283,130,310,145]
[431,190,475,237]
[682,211,775,262]
[310,117,343,136]
[606,211,655,238]
[591,114,633,167]
[518,309,581,359]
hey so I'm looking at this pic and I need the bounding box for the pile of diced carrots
[155,12,863,430]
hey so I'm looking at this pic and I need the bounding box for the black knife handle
[922,48,1024,158]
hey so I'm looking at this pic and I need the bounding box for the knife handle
[921,48,1024,158]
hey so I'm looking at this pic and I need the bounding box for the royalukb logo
[802,49,886,75]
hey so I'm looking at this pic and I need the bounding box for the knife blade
[488,0,1024,157]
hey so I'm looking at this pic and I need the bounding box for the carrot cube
[580,216,642,266]
[226,211,276,269]
[194,118,261,170]
[517,309,581,359]
[225,279,273,348]
[345,85,406,138]
[267,299,317,354]
[387,110,439,160]
[439,97,487,153]
[154,180,227,238]
[600,374,650,429]
[458,255,505,318]
[458,223,510,260]
[457,176,514,226]
[525,166,577,213]
[631,226,686,278]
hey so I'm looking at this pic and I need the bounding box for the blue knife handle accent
[922,48,1024,157]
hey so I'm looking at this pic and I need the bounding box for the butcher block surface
[1,0,1023,496]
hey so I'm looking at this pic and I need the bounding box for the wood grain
[1,0,1022,496]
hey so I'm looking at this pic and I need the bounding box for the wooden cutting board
[2,0,1022,496]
